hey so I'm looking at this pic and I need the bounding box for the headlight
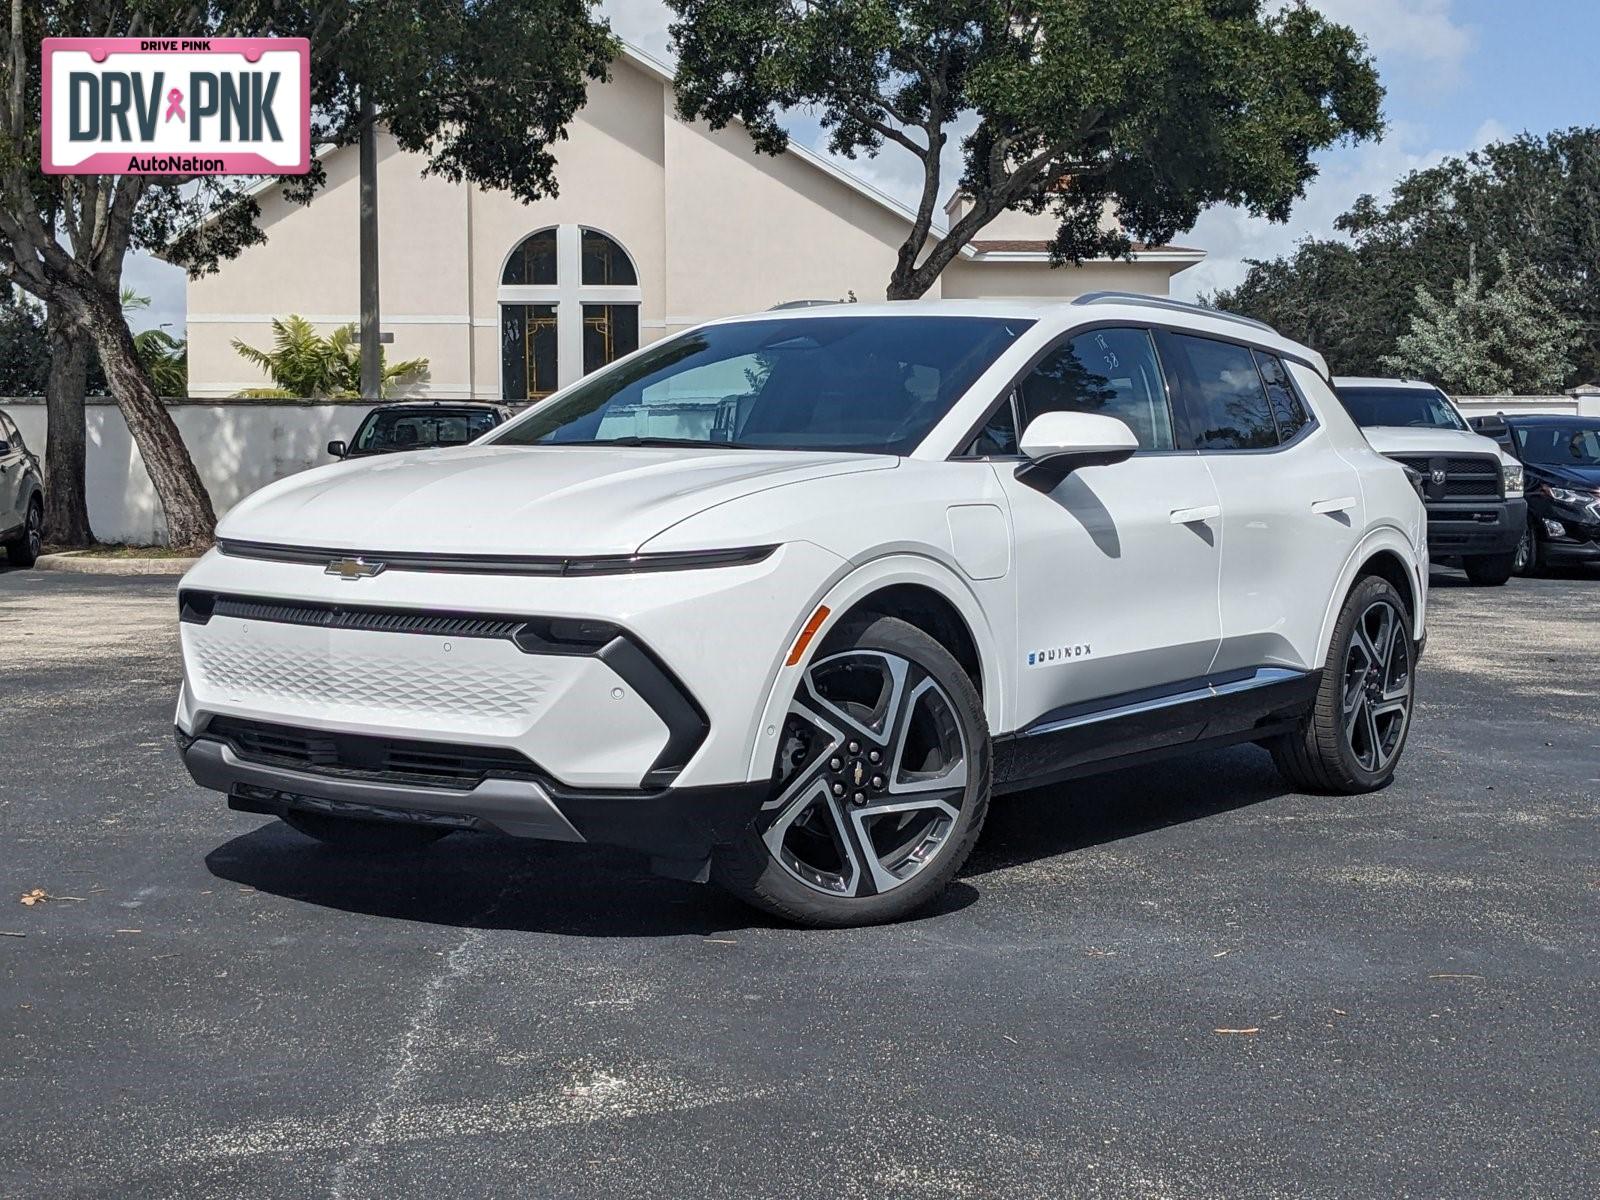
[1501,462,1524,494]
[1398,462,1427,500]
[1545,485,1589,504]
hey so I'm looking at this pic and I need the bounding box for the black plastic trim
[215,538,777,576]
[598,636,711,786]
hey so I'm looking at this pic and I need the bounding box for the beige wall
[185,53,1189,400]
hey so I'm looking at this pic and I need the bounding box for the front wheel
[714,615,991,927]
[1512,527,1540,576]
[1462,551,1515,586]
[5,499,42,568]
[1270,576,1415,794]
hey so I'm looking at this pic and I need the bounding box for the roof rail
[1071,291,1277,335]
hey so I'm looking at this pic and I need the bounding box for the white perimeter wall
[5,400,365,545]
[7,390,1599,546]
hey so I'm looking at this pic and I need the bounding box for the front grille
[1389,454,1502,502]
[204,716,538,788]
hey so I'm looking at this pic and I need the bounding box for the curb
[35,550,200,576]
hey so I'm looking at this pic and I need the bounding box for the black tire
[282,810,449,852]
[5,498,42,568]
[1462,552,1515,586]
[714,615,991,927]
[1270,575,1416,794]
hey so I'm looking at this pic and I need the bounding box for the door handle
[1169,504,1221,525]
[1312,496,1357,515]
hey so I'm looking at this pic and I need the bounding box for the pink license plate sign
[42,38,310,175]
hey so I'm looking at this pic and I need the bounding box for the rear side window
[1015,327,1175,450]
[1158,332,1277,450]
[1255,352,1312,442]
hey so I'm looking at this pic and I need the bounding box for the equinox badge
[325,557,385,581]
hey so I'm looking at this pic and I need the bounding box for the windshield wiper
[566,436,755,450]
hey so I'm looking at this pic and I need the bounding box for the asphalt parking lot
[1,566,1596,1199]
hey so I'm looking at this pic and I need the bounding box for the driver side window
[961,326,1175,456]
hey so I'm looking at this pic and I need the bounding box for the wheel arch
[744,554,1005,781]
[1316,527,1426,669]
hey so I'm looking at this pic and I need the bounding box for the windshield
[1514,423,1600,466]
[492,315,1032,454]
[352,408,499,453]
[1336,386,1467,431]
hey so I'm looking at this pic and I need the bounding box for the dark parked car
[1471,414,1600,573]
[327,402,512,460]
[0,408,44,568]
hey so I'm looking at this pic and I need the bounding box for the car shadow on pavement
[204,821,981,937]
[203,744,1289,936]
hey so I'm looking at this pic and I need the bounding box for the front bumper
[1424,497,1525,557]
[1530,497,1600,563]
[178,727,768,864]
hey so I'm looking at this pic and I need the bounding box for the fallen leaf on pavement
[20,889,85,907]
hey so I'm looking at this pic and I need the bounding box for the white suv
[175,296,1428,926]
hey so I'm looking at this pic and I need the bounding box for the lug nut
[871,775,884,789]
[848,741,861,754]
[829,757,842,770]
[852,792,865,805]
[831,782,845,796]
[868,749,881,763]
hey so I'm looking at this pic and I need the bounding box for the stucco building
[184,44,1203,400]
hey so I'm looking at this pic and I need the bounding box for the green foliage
[1382,252,1580,395]
[232,316,429,399]
[665,0,1383,297]
[0,288,51,395]
[134,328,189,397]
[1214,127,1600,388]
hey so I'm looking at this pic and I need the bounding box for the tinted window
[1256,353,1311,441]
[1016,327,1174,450]
[1513,424,1600,466]
[1160,333,1277,450]
[352,409,500,453]
[1335,386,1467,431]
[494,316,1032,455]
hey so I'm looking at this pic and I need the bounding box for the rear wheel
[5,499,42,568]
[282,810,449,852]
[1270,576,1415,794]
[714,615,990,927]
[1463,551,1515,586]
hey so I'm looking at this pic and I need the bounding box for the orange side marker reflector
[786,605,831,667]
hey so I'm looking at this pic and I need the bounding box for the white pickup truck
[1334,377,1526,586]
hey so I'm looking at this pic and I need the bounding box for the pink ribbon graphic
[164,88,185,123]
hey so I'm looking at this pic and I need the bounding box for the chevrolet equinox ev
[175,295,1429,926]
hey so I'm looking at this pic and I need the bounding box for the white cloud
[602,0,674,62]
[1312,0,1474,87]
[1172,117,1508,301]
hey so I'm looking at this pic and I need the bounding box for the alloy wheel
[763,650,969,898]
[1514,528,1533,574]
[26,505,42,559]
[1341,598,1412,774]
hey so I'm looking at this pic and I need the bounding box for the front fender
[742,553,1006,782]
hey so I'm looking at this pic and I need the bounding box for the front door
[0,414,24,534]
[989,326,1223,730]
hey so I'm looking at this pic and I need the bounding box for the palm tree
[231,316,429,398]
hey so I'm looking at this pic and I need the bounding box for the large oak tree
[0,0,614,548]
[664,0,1383,300]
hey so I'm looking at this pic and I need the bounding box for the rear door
[982,325,1223,727]
[1157,332,1364,673]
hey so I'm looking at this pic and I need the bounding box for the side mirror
[1016,411,1138,491]
[327,440,348,459]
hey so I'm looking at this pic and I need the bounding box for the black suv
[1471,414,1600,573]
[327,402,512,460]
[0,408,44,568]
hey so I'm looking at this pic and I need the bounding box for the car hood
[218,444,897,556]
[1361,425,1516,468]
[1528,462,1600,490]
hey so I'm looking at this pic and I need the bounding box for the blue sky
[126,0,1597,330]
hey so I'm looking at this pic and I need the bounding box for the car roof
[365,401,506,412]
[1495,413,1600,426]
[693,295,1329,377]
[1331,377,1443,392]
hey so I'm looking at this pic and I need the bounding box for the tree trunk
[42,303,95,547]
[71,286,217,550]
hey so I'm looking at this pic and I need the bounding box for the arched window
[499,226,641,401]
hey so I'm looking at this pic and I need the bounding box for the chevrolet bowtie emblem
[326,557,385,580]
